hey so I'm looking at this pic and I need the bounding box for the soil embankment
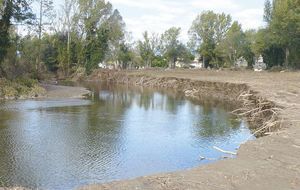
[80,69,300,190]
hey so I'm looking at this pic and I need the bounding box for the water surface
[0,83,253,189]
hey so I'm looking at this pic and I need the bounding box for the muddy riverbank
[41,84,91,99]
[79,69,300,190]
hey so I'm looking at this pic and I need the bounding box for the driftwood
[232,90,282,137]
[213,146,237,155]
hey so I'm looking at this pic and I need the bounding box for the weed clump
[0,78,46,100]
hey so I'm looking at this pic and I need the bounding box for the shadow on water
[0,82,254,189]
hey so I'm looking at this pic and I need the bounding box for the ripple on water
[0,84,254,189]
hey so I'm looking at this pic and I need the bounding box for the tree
[74,1,125,72]
[264,0,273,24]
[189,11,232,67]
[105,9,126,69]
[243,30,256,67]
[267,0,300,67]
[0,0,34,76]
[161,27,182,68]
[117,42,132,69]
[216,21,246,67]
[259,0,300,68]
[36,0,55,74]
[137,31,161,68]
[61,0,76,76]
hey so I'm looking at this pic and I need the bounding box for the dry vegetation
[0,78,46,100]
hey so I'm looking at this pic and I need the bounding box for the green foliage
[254,0,300,68]
[138,31,154,67]
[41,34,60,72]
[0,0,34,76]
[161,27,182,68]
[117,43,132,69]
[215,21,251,67]
[74,1,125,73]
[243,30,256,67]
[2,0,300,80]
[189,11,232,67]
[152,56,168,68]
[137,31,161,68]
[264,0,273,23]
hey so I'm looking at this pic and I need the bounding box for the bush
[15,78,38,88]
[0,77,45,99]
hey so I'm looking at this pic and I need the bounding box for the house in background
[235,57,248,68]
[189,55,203,69]
[253,55,267,71]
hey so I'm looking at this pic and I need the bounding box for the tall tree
[62,0,75,76]
[216,21,245,66]
[74,0,125,72]
[137,31,161,68]
[264,0,273,24]
[0,0,34,76]
[263,0,300,68]
[105,9,126,69]
[161,27,182,68]
[189,11,232,67]
[36,0,54,74]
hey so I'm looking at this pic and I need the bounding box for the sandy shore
[41,84,91,99]
[79,70,300,190]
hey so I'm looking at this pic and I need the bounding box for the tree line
[0,0,299,79]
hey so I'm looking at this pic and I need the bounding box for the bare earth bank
[79,70,300,190]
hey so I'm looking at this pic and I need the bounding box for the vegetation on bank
[0,0,299,83]
[0,78,46,100]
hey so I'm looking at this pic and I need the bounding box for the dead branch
[213,146,237,155]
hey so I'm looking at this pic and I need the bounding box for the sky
[49,0,266,41]
[108,0,266,41]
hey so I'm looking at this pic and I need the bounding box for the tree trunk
[37,0,43,75]
[172,57,176,69]
[284,47,290,68]
[67,27,71,76]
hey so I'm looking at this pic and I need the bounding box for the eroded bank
[79,70,300,190]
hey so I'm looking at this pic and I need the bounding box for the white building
[254,55,267,72]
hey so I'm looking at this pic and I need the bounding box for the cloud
[108,0,265,41]
[189,0,240,10]
[232,8,265,30]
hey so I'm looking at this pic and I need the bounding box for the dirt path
[80,70,300,190]
[41,84,91,99]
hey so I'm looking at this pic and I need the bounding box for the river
[0,82,253,189]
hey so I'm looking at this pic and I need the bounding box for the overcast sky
[50,0,266,41]
[108,0,266,41]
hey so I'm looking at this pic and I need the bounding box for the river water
[0,83,253,189]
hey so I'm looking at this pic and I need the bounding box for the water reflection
[0,83,253,189]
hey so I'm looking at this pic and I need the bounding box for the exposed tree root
[232,91,283,137]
